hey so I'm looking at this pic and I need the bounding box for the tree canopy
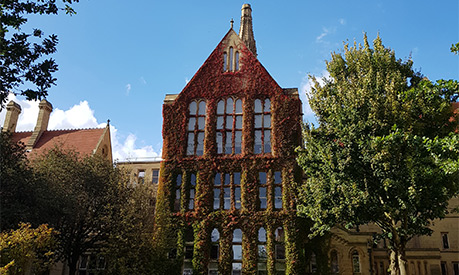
[0,0,78,109]
[296,34,459,275]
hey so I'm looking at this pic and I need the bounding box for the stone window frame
[216,97,243,155]
[187,100,206,156]
[223,46,240,72]
[253,98,271,154]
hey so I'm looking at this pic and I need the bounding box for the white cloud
[316,26,336,42]
[339,18,346,25]
[1,94,161,162]
[125,83,132,95]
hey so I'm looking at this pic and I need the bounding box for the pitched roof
[12,128,106,159]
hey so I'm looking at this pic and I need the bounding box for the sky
[1,0,458,162]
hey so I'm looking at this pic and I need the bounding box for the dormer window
[223,47,240,72]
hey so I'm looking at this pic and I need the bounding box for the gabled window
[254,98,271,154]
[214,172,241,210]
[187,100,206,156]
[216,98,243,155]
[223,47,240,72]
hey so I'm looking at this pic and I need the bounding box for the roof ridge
[45,127,105,132]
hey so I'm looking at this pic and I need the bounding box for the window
[352,250,361,274]
[309,252,317,273]
[209,229,220,274]
[453,262,458,275]
[152,169,159,184]
[331,250,339,274]
[189,173,196,210]
[78,254,106,275]
[274,227,285,274]
[214,172,241,210]
[216,98,243,155]
[174,174,182,211]
[259,172,267,209]
[137,169,145,184]
[223,47,240,72]
[442,232,449,249]
[187,100,206,156]
[183,228,194,275]
[254,98,271,154]
[274,171,282,209]
[441,262,447,275]
[258,227,268,275]
[232,229,243,275]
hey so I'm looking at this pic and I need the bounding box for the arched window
[352,250,361,274]
[331,250,339,274]
[235,52,240,71]
[274,227,286,274]
[214,172,241,210]
[232,229,243,275]
[216,98,242,155]
[187,100,206,156]
[209,229,220,274]
[229,47,234,72]
[254,98,271,154]
[223,52,228,71]
[258,227,268,275]
[223,48,240,72]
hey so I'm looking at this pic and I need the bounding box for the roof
[12,128,106,159]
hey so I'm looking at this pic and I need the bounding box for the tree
[32,148,128,275]
[0,0,78,109]
[0,223,58,275]
[296,34,459,275]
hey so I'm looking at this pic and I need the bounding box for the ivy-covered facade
[153,4,321,275]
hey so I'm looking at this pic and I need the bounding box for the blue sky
[2,0,458,161]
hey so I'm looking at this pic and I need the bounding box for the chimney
[2,101,22,132]
[27,99,53,149]
[239,4,257,57]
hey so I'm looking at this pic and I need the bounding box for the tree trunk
[389,249,400,275]
[388,234,408,275]
[398,245,407,275]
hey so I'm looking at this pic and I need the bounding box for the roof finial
[107,119,110,126]
[230,18,234,29]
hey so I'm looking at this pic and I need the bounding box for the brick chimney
[2,101,22,132]
[27,99,53,149]
[239,4,257,57]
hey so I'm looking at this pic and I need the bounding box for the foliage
[451,42,459,54]
[296,34,459,275]
[0,132,39,230]
[0,0,78,109]
[0,223,58,275]
[32,147,127,275]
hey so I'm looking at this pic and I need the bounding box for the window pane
[211,229,220,242]
[187,133,195,155]
[259,187,267,209]
[214,189,220,210]
[229,48,233,72]
[210,245,219,260]
[232,263,242,275]
[224,174,231,185]
[198,101,206,115]
[225,132,232,154]
[255,99,262,113]
[217,100,225,114]
[189,101,197,114]
[188,117,196,131]
[264,114,271,128]
[275,244,285,260]
[264,130,271,153]
[189,189,195,209]
[259,172,267,184]
[176,174,182,186]
[217,132,223,154]
[274,187,282,209]
[233,245,242,260]
[224,188,231,209]
[254,130,262,154]
[258,245,267,259]
[197,132,204,156]
[274,171,281,184]
[235,52,239,71]
[235,187,241,209]
[258,227,267,242]
[223,53,227,71]
[226,98,233,114]
[235,115,242,129]
[190,174,196,186]
[175,189,181,211]
[217,116,224,130]
[235,131,242,155]
[264,99,270,112]
[185,245,194,259]
[235,99,242,113]
[233,229,242,242]
[198,117,205,130]
[254,115,262,128]
[234,172,241,185]
[226,116,233,129]
[275,227,284,242]
[214,174,221,186]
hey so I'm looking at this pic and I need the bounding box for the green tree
[0,223,58,275]
[32,148,127,275]
[0,0,78,109]
[296,34,459,275]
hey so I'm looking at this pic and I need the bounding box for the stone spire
[239,4,257,57]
